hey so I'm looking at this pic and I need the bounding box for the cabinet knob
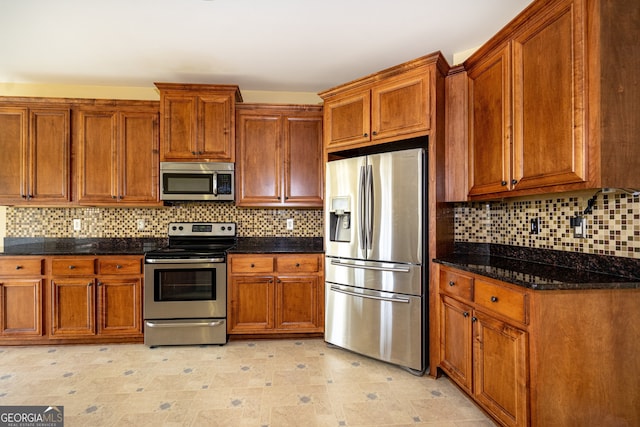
[295,263,300,267]
[116,264,122,269]
[372,131,377,136]
[472,316,478,322]
[448,281,455,287]
[191,151,196,155]
[112,195,117,199]
[490,296,498,303]
[15,265,23,270]
[250,263,255,268]
[21,194,27,199]
[68,265,76,270]
[511,179,518,185]
[463,311,469,317]
[87,282,92,287]
[363,133,368,137]
[501,181,507,186]
[277,279,281,283]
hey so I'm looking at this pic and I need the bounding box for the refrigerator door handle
[330,285,410,304]
[330,259,411,273]
[365,164,373,250]
[358,165,367,250]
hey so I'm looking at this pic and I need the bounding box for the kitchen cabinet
[156,83,242,162]
[463,0,640,199]
[435,263,640,426]
[227,253,324,335]
[0,257,44,338]
[235,104,323,207]
[438,267,528,427]
[0,105,70,205]
[49,256,143,340]
[319,53,446,154]
[75,104,160,206]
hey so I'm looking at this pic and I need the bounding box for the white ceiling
[0,0,532,94]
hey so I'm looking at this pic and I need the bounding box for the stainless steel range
[143,222,236,347]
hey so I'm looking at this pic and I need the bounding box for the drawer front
[474,279,528,324]
[276,254,321,273]
[230,255,274,274]
[0,258,44,276]
[97,257,142,275]
[439,267,473,301]
[51,258,96,275]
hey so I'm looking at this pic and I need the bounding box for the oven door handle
[145,257,225,264]
[145,320,224,328]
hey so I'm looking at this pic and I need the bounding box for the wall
[5,204,323,239]
[454,189,640,259]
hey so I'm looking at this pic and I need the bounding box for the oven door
[144,260,226,320]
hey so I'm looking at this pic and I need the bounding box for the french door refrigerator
[324,147,427,374]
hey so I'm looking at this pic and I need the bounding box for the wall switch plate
[570,215,586,238]
[286,218,294,230]
[73,219,81,231]
[530,218,540,235]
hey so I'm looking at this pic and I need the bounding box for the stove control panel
[168,222,236,237]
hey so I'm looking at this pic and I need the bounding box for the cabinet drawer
[97,257,142,275]
[474,279,528,324]
[230,255,274,274]
[439,267,473,301]
[276,255,321,273]
[0,258,44,276]
[51,258,95,275]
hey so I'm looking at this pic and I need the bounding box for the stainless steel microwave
[160,162,234,201]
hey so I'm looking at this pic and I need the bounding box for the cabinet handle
[68,265,76,270]
[511,179,518,185]
[15,265,23,270]
[363,133,368,137]
[490,296,498,303]
[448,281,455,287]
[463,311,469,317]
[472,316,478,322]
[501,181,507,186]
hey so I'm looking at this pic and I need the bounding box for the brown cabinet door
[0,107,27,201]
[284,114,323,207]
[323,90,370,150]
[468,45,512,196]
[0,278,43,337]
[198,95,234,161]
[50,278,96,337]
[96,277,142,336]
[439,296,473,393]
[274,275,321,331]
[236,112,282,205]
[161,95,197,160]
[76,110,118,204]
[118,110,160,204]
[474,311,528,427]
[371,71,430,141]
[512,0,586,190]
[228,275,274,333]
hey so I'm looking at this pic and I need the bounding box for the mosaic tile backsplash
[6,203,323,239]
[454,190,640,259]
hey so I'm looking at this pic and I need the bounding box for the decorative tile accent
[454,190,640,259]
[5,204,323,238]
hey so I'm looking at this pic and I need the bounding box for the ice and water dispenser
[328,196,351,242]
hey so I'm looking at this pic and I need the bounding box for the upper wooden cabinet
[461,0,640,199]
[319,53,447,154]
[75,103,160,206]
[236,104,323,207]
[156,83,242,162]
[0,105,70,205]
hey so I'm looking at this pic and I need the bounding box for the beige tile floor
[0,339,495,426]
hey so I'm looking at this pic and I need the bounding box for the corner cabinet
[435,263,640,427]
[0,105,70,205]
[235,104,323,207]
[0,257,45,339]
[464,0,640,199]
[319,54,446,153]
[156,83,242,162]
[75,103,161,206]
[227,253,324,335]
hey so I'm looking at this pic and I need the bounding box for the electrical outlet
[286,218,294,230]
[570,215,586,238]
[530,218,540,235]
[73,219,81,231]
[137,219,145,231]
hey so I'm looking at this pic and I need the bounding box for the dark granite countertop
[1,238,167,256]
[229,237,324,254]
[434,243,640,291]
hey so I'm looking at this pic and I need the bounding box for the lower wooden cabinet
[0,255,143,344]
[227,253,324,335]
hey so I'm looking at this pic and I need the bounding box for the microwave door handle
[212,172,218,196]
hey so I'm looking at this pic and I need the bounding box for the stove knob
[221,226,226,231]
[171,226,177,231]
[178,226,184,231]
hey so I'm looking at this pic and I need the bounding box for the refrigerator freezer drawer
[325,283,423,372]
[326,256,422,296]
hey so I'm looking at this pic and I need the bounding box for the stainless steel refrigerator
[324,147,426,374]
